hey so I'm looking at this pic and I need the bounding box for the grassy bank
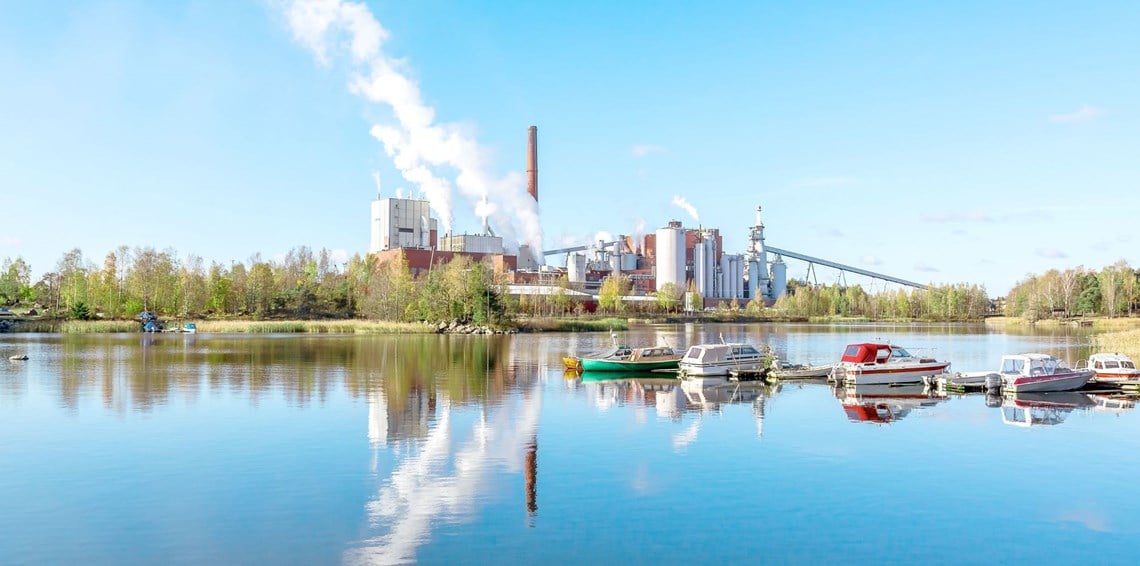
[986,316,1140,330]
[195,320,437,334]
[1092,329,1140,359]
[517,317,628,332]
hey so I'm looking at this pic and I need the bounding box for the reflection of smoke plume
[282,0,543,252]
[671,196,699,223]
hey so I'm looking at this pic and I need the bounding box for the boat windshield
[1001,358,1026,375]
[890,347,912,359]
[684,347,704,361]
[1105,361,1120,369]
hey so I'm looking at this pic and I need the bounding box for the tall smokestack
[526,125,538,202]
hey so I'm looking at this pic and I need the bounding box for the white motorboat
[832,342,950,385]
[1083,352,1140,385]
[998,354,1093,393]
[678,343,766,377]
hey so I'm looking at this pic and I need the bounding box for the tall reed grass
[1092,329,1140,358]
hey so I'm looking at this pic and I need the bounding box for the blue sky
[1,0,1137,294]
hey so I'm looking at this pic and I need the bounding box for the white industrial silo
[654,226,685,292]
[770,255,787,300]
[567,253,587,283]
[703,237,716,298]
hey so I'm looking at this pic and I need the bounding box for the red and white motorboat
[998,354,1093,393]
[831,342,950,386]
[1083,352,1140,385]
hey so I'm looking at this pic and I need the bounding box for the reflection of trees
[41,335,517,414]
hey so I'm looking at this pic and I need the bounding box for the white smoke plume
[371,170,382,198]
[671,195,700,223]
[281,0,543,253]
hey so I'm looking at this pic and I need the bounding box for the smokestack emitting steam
[282,0,543,255]
[671,195,700,223]
[527,126,538,201]
[371,171,382,199]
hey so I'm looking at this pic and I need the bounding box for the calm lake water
[2,324,1138,564]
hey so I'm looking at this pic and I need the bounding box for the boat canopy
[1000,354,1064,376]
[841,343,893,364]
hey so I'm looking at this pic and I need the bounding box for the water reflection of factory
[355,345,542,565]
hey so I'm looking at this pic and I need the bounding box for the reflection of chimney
[525,436,538,517]
[526,126,538,202]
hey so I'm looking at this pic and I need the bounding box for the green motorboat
[579,346,682,373]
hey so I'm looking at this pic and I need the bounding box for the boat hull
[579,358,679,372]
[772,364,833,379]
[679,360,765,377]
[1091,369,1140,384]
[843,363,950,385]
[1004,369,1093,393]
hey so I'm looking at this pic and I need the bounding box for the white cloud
[860,255,882,266]
[1036,247,1068,259]
[1048,104,1104,124]
[798,177,851,188]
[631,144,666,157]
[0,236,22,248]
[914,262,940,273]
[920,211,993,223]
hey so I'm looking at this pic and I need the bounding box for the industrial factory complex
[369,126,927,309]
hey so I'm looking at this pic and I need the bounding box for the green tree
[598,275,631,314]
[654,282,681,313]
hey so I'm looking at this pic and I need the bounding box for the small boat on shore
[831,343,950,385]
[679,343,766,377]
[580,345,682,373]
[998,354,1093,393]
[1083,352,1140,385]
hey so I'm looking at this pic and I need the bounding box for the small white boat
[832,342,950,385]
[998,353,1093,393]
[679,343,766,377]
[770,359,834,380]
[1083,352,1140,385]
[931,371,1002,392]
[8,354,28,361]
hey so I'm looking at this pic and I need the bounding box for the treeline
[1004,260,1139,320]
[0,247,506,325]
[770,281,991,321]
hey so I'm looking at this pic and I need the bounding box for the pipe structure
[527,126,538,201]
[765,246,930,290]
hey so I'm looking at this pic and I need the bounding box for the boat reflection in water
[1000,392,1094,428]
[578,374,772,443]
[837,383,945,424]
[1090,393,1138,415]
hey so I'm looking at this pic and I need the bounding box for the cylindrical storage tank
[704,239,716,298]
[719,255,730,299]
[655,227,685,292]
[610,249,621,275]
[771,257,787,300]
[734,256,745,298]
[621,253,638,271]
[568,253,587,283]
[694,241,707,296]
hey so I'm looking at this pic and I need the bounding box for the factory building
[364,124,798,308]
[370,197,438,253]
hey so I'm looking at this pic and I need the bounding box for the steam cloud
[282,0,543,254]
[671,196,700,223]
